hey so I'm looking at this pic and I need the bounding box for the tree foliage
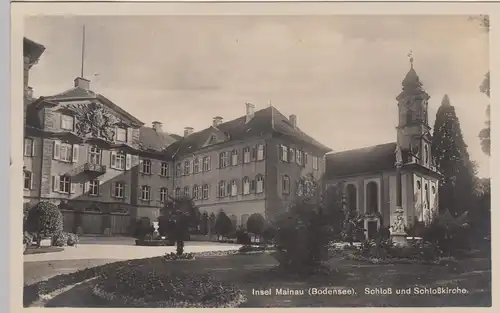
[214,211,233,236]
[25,201,63,246]
[246,213,265,235]
[431,95,477,216]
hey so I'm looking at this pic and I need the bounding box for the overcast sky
[25,15,490,177]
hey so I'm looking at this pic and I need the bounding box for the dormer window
[116,127,127,142]
[61,114,74,131]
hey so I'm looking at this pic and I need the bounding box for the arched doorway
[366,182,379,214]
[346,184,357,213]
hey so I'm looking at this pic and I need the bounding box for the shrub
[262,226,276,243]
[23,202,33,227]
[25,201,63,246]
[214,211,233,236]
[67,233,79,246]
[235,228,251,244]
[273,198,332,272]
[246,213,265,235]
[133,218,153,239]
[52,232,68,247]
[421,210,471,256]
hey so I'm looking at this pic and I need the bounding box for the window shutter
[263,144,266,158]
[127,128,133,144]
[138,186,143,200]
[123,183,128,198]
[149,187,153,201]
[139,159,144,173]
[98,180,102,196]
[110,151,117,169]
[70,182,76,194]
[207,157,211,171]
[29,173,34,190]
[304,152,308,165]
[110,182,115,197]
[72,145,79,163]
[126,154,132,170]
[252,147,257,160]
[52,175,60,192]
[53,140,61,160]
[84,182,90,194]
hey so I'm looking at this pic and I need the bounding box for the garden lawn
[30,253,491,307]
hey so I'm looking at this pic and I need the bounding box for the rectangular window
[111,152,127,170]
[184,186,190,197]
[280,145,288,162]
[114,182,124,198]
[219,181,226,198]
[313,156,319,170]
[176,163,182,176]
[59,176,71,193]
[161,162,169,177]
[88,146,102,164]
[243,179,250,195]
[58,143,73,162]
[23,171,32,190]
[160,187,168,202]
[296,150,303,165]
[24,138,34,157]
[116,127,127,142]
[202,156,210,172]
[202,184,209,199]
[289,149,295,163]
[184,160,191,175]
[60,114,74,131]
[141,186,151,201]
[231,150,238,166]
[219,152,229,168]
[89,180,100,196]
[142,159,152,174]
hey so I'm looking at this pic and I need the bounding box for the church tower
[396,53,433,169]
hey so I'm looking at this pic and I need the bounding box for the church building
[324,59,442,240]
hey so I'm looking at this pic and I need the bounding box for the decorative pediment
[63,101,118,142]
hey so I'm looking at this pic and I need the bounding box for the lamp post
[391,145,408,246]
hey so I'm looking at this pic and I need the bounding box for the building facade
[22,38,331,235]
[324,62,441,240]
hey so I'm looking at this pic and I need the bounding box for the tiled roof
[44,86,97,100]
[139,127,179,152]
[24,37,45,66]
[163,106,331,157]
[325,142,397,178]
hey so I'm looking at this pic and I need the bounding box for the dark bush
[67,233,79,246]
[23,231,33,245]
[52,232,68,247]
[235,228,251,244]
[214,211,233,236]
[133,217,154,239]
[262,226,276,243]
[421,210,471,256]
[246,213,265,235]
[25,201,63,246]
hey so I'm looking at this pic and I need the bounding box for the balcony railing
[72,162,107,177]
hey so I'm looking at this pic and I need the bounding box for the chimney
[74,77,90,90]
[289,114,297,128]
[152,121,163,132]
[245,102,255,123]
[213,116,223,127]
[184,127,194,137]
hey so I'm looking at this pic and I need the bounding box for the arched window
[241,214,250,228]
[230,214,238,228]
[243,147,251,163]
[242,177,250,195]
[193,158,200,173]
[230,180,237,196]
[202,184,209,199]
[282,175,290,195]
[346,184,357,212]
[366,181,379,214]
[256,175,264,193]
[231,149,238,166]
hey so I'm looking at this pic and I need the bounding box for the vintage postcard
[12,0,494,309]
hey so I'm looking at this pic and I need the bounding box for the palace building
[323,60,441,240]
[22,38,331,236]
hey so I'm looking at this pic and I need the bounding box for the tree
[25,201,63,247]
[470,15,490,156]
[321,181,346,240]
[431,95,477,217]
[161,195,200,255]
[214,211,233,237]
[246,213,265,235]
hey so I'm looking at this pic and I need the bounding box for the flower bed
[238,245,276,253]
[91,258,245,307]
[164,252,195,260]
[24,246,64,255]
[135,239,175,246]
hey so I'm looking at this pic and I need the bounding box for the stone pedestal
[390,207,408,247]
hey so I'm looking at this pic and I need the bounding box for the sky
[25,15,490,177]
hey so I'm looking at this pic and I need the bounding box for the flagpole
[81,24,86,78]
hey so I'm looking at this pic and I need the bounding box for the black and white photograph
[17,5,491,308]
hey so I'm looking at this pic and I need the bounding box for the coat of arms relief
[65,102,118,142]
